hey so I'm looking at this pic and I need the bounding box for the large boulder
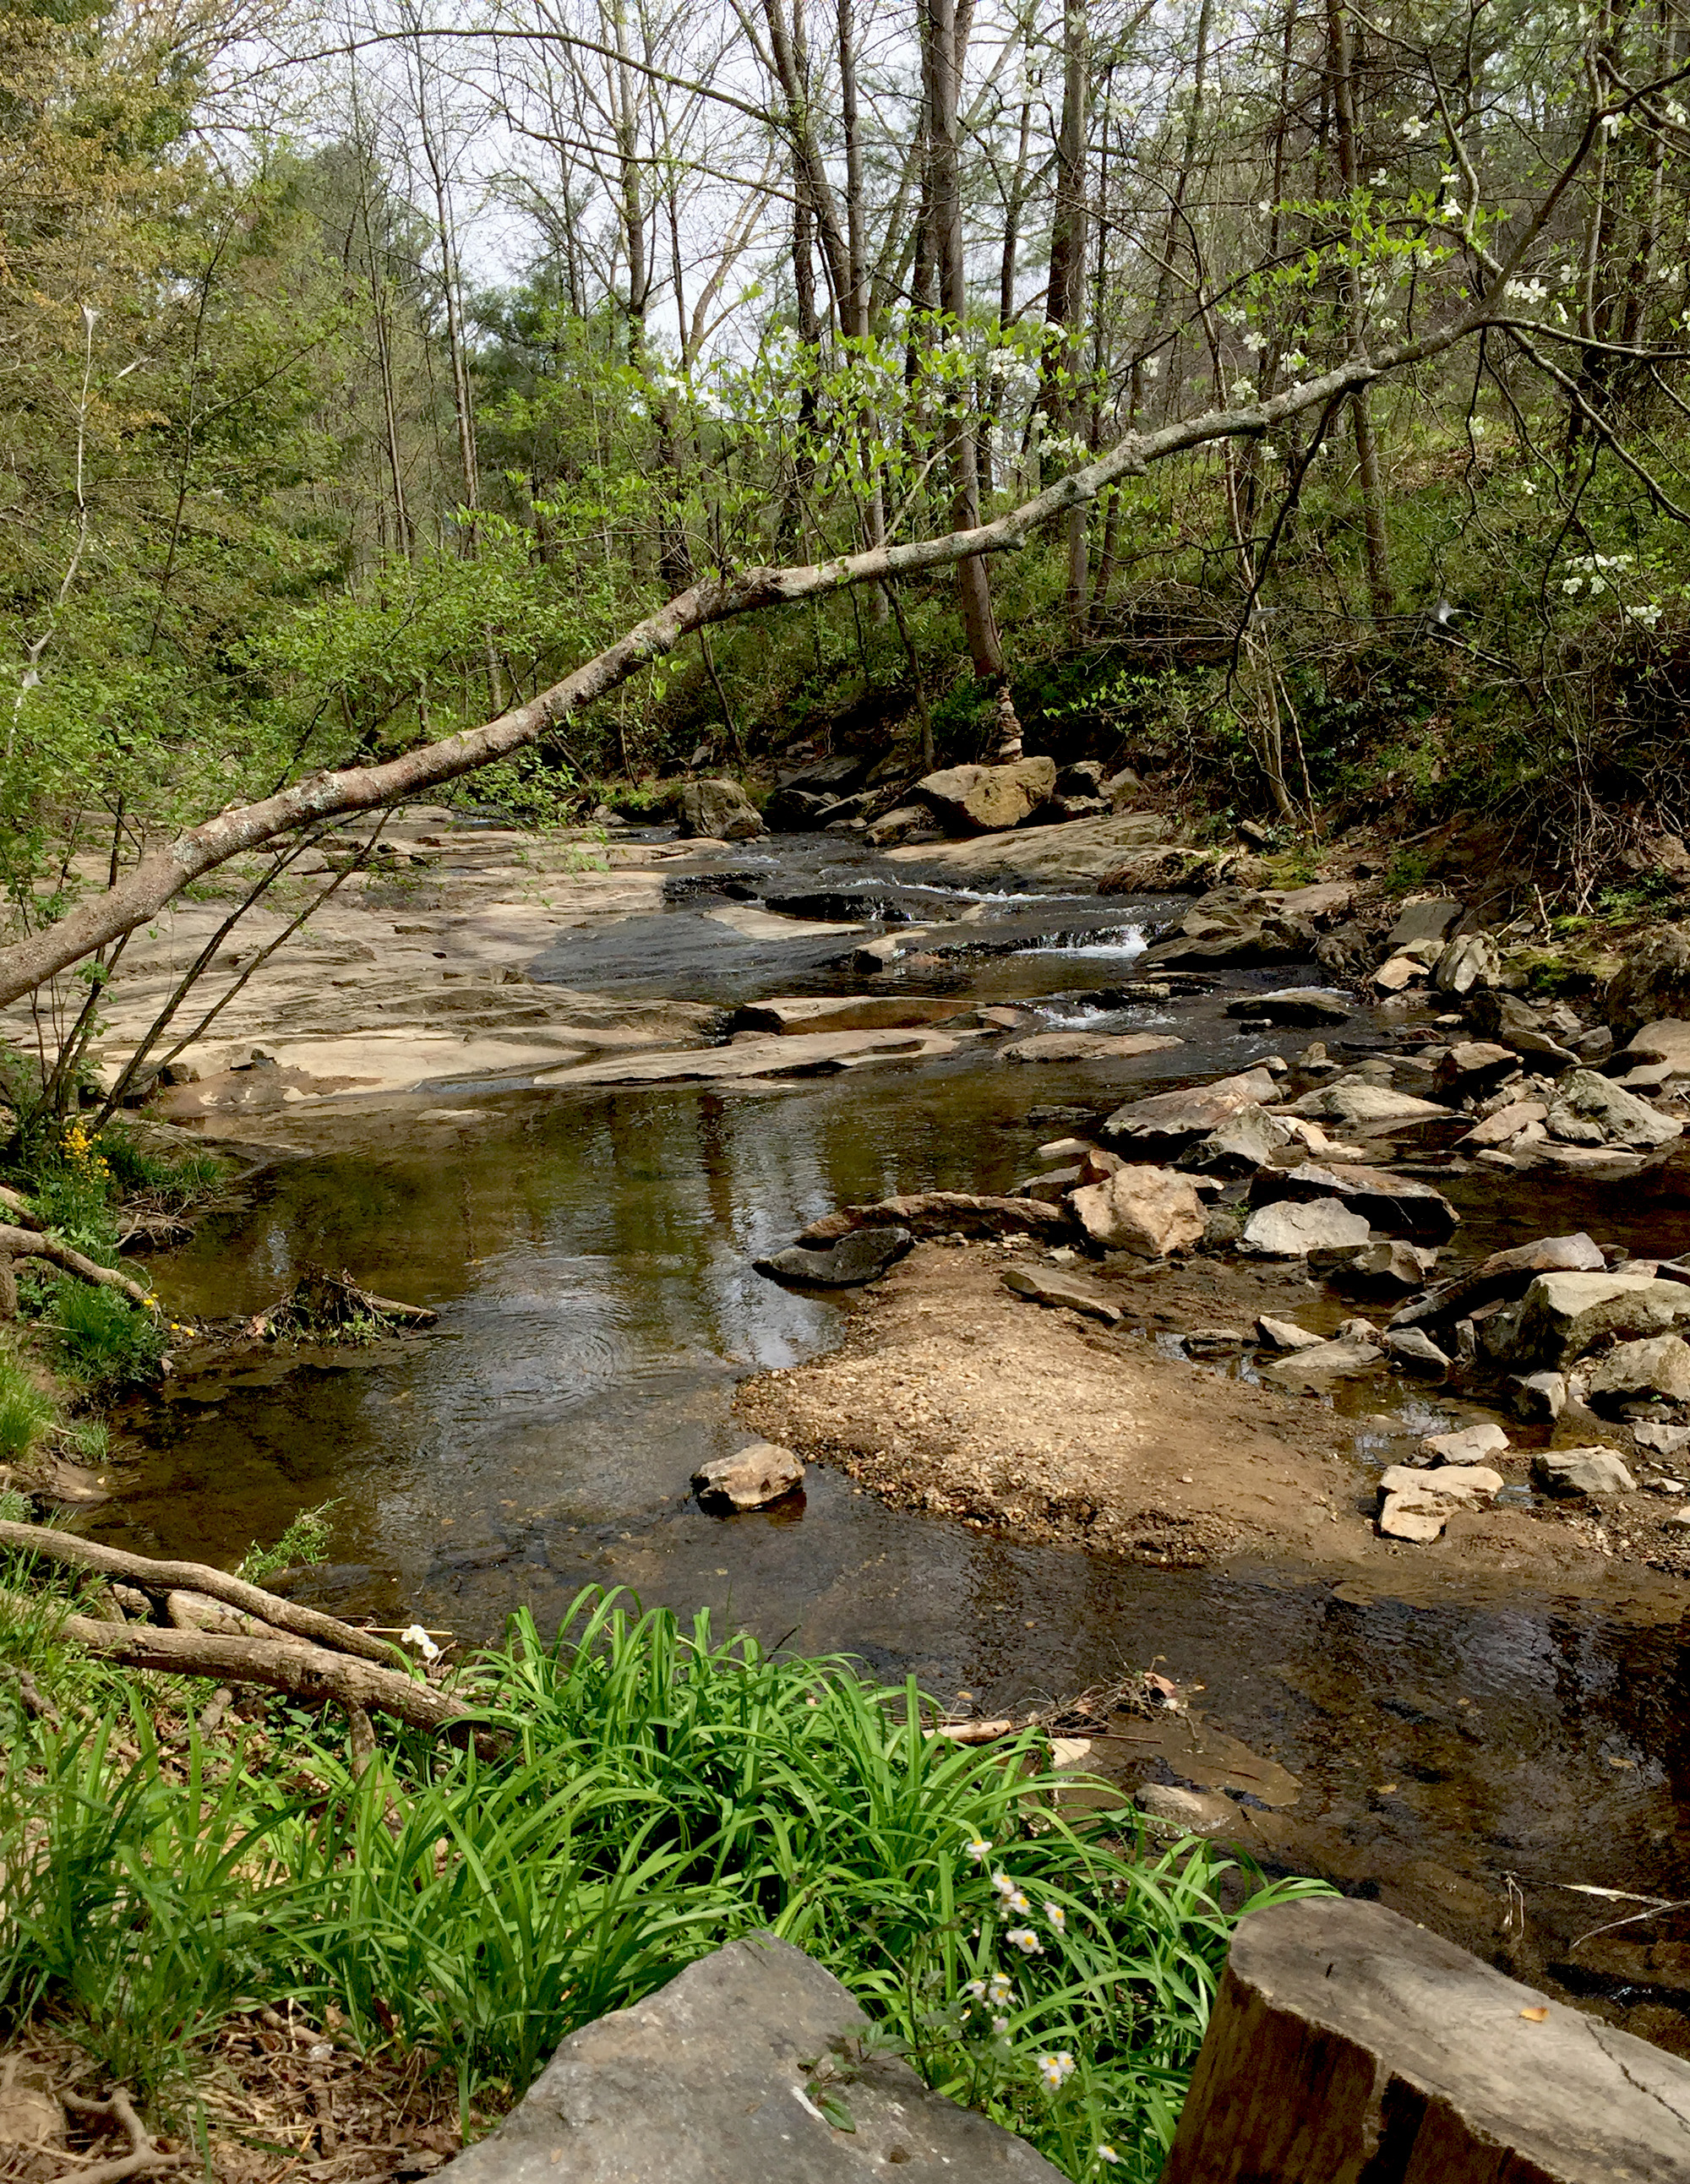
[677,778,764,840]
[1241,1199,1372,1257]
[1464,990,1578,1072]
[1097,845,1223,895]
[1587,1333,1690,1407]
[913,757,1057,834]
[1510,1271,1690,1367]
[1224,989,1350,1028]
[445,1931,1063,2183]
[1141,912,1315,972]
[1434,1041,1519,1099]
[1545,1067,1682,1149]
[1102,1068,1281,1154]
[1069,1164,1206,1256]
[1284,1081,1448,1128]
[1613,1017,1690,1076]
[1386,896,1464,950]
[1176,1103,1294,1175]
[1390,1232,1606,1331]
[1532,1447,1637,1497]
[1431,931,1501,995]
[1605,925,1690,1039]
[1247,1159,1459,1244]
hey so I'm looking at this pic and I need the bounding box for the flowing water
[95,834,1690,2016]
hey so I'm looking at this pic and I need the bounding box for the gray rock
[1257,1315,1325,1351]
[755,1228,914,1289]
[1420,1422,1509,1466]
[677,778,764,841]
[1614,1016,1690,1075]
[1387,897,1465,950]
[1533,1447,1638,1497]
[1136,1783,1238,1833]
[1604,925,1690,1040]
[1633,1419,1690,1456]
[1101,1068,1281,1154]
[1285,1081,1448,1127]
[1343,1239,1439,1295]
[1001,1264,1123,1324]
[1587,1333,1690,1407]
[1463,1098,1549,1148]
[1140,912,1315,972]
[1390,1233,1607,1332]
[913,757,1057,834]
[1433,1041,1518,1098]
[1512,1271,1690,1366]
[1509,1371,1567,1422]
[1069,1164,1206,1257]
[1000,1030,1182,1064]
[1387,1326,1451,1374]
[1432,931,1502,996]
[444,1931,1063,2184]
[864,805,940,849]
[1373,954,1426,993]
[1241,1199,1373,1258]
[1262,1336,1384,1386]
[1176,1102,1294,1175]
[1246,1160,1459,1244]
[1546,1067,1682,1149]
[693,1444,804,1511]
[1465,990,1578,1072]
[1223,989,1350,1027]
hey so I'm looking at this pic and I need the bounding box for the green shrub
[0,1590,1329,2177]
[237,1500,338,1584]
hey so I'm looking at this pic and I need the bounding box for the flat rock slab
[730,995,973,1035]
[885,809,1171,879]
[1262,1337,1383,1385]
[1000,1030,1183,1063]
[1241,1199,1372,1258]
[755,1228,915,1288]
[799,1193,1072,1245]
[532,1027,959,1087]
[1164,1895,1690,2184]
[1223,989,1351,1027]
[444,1932,1063,2184]
[1102,1068,1282,1152]
[693,1444,804,1511]
[1285,1081,1449,1127]
[1002,1263,1123,1323]
[1248,1159,1459,1244]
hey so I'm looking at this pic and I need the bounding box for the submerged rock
[692,1443,804,1510]
[755,1228,914,1289]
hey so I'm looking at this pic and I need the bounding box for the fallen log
[0,1225,153,1307]
[0,1589,476,1739]
[0,1520,400,1664]
[1162,1895,1690,2182]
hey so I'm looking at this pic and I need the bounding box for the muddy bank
[739,1240,1690,1593]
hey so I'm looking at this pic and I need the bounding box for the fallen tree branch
[0,1586,478,1738]
[0,1520,401,1665]
[0,1184,43,1229]
[0,1226,153,1305]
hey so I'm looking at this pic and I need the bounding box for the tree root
[0,1226,153,1307]
[0,1520,401,1664]
[0,1587,481,1739]
[57,2087,184,2184]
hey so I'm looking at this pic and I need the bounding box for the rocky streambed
[59,801,1690,2059]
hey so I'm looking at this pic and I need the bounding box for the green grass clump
[0,1348,54,1464]
[95,1126,226,1209]
[0,1588,1328,2178]
[44,1280,166,1390]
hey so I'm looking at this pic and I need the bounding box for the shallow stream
[96,834,1690,2016]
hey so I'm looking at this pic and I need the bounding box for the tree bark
[0,1227,152,1306]
[1324,0,1393,623]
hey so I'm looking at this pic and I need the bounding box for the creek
[94,831,1690,2016]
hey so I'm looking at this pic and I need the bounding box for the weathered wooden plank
[1163,1896,1690,2182]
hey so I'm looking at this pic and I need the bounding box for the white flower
[965,1978,988,2000]
[1284,349,1307,370]
[1370,168,1387,184]
[987,1971,1012,2004]
[991,2014,1010,2034]
[1098,2150,1121,2167]
[1628,602,1664,626]
[1469,417,1486,437]
[1241,329,1266,351]
[1440,199,1463,221]
[1400,115,1430,138]
[1376,314,1399,332]
[1563,576,1584,593]
[1257,199,1273,214]
[1037,2052,1076,2090]
[400,1623,441,1662]
[1229,378,1258,404]
[966,1836,992,1861]
[991,1871,1017,1898]
[1044,1902,1066,1931]
[1521,480,1536,495]
[1000,1889,1032,1915]
[1600,112,1623,136]
[1140,356,1160,379]
[1006,1927,1044,1955]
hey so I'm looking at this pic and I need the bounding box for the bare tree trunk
[923,0,1021,755]
[1324,0,1392,624]
[1046,0,1090,635]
